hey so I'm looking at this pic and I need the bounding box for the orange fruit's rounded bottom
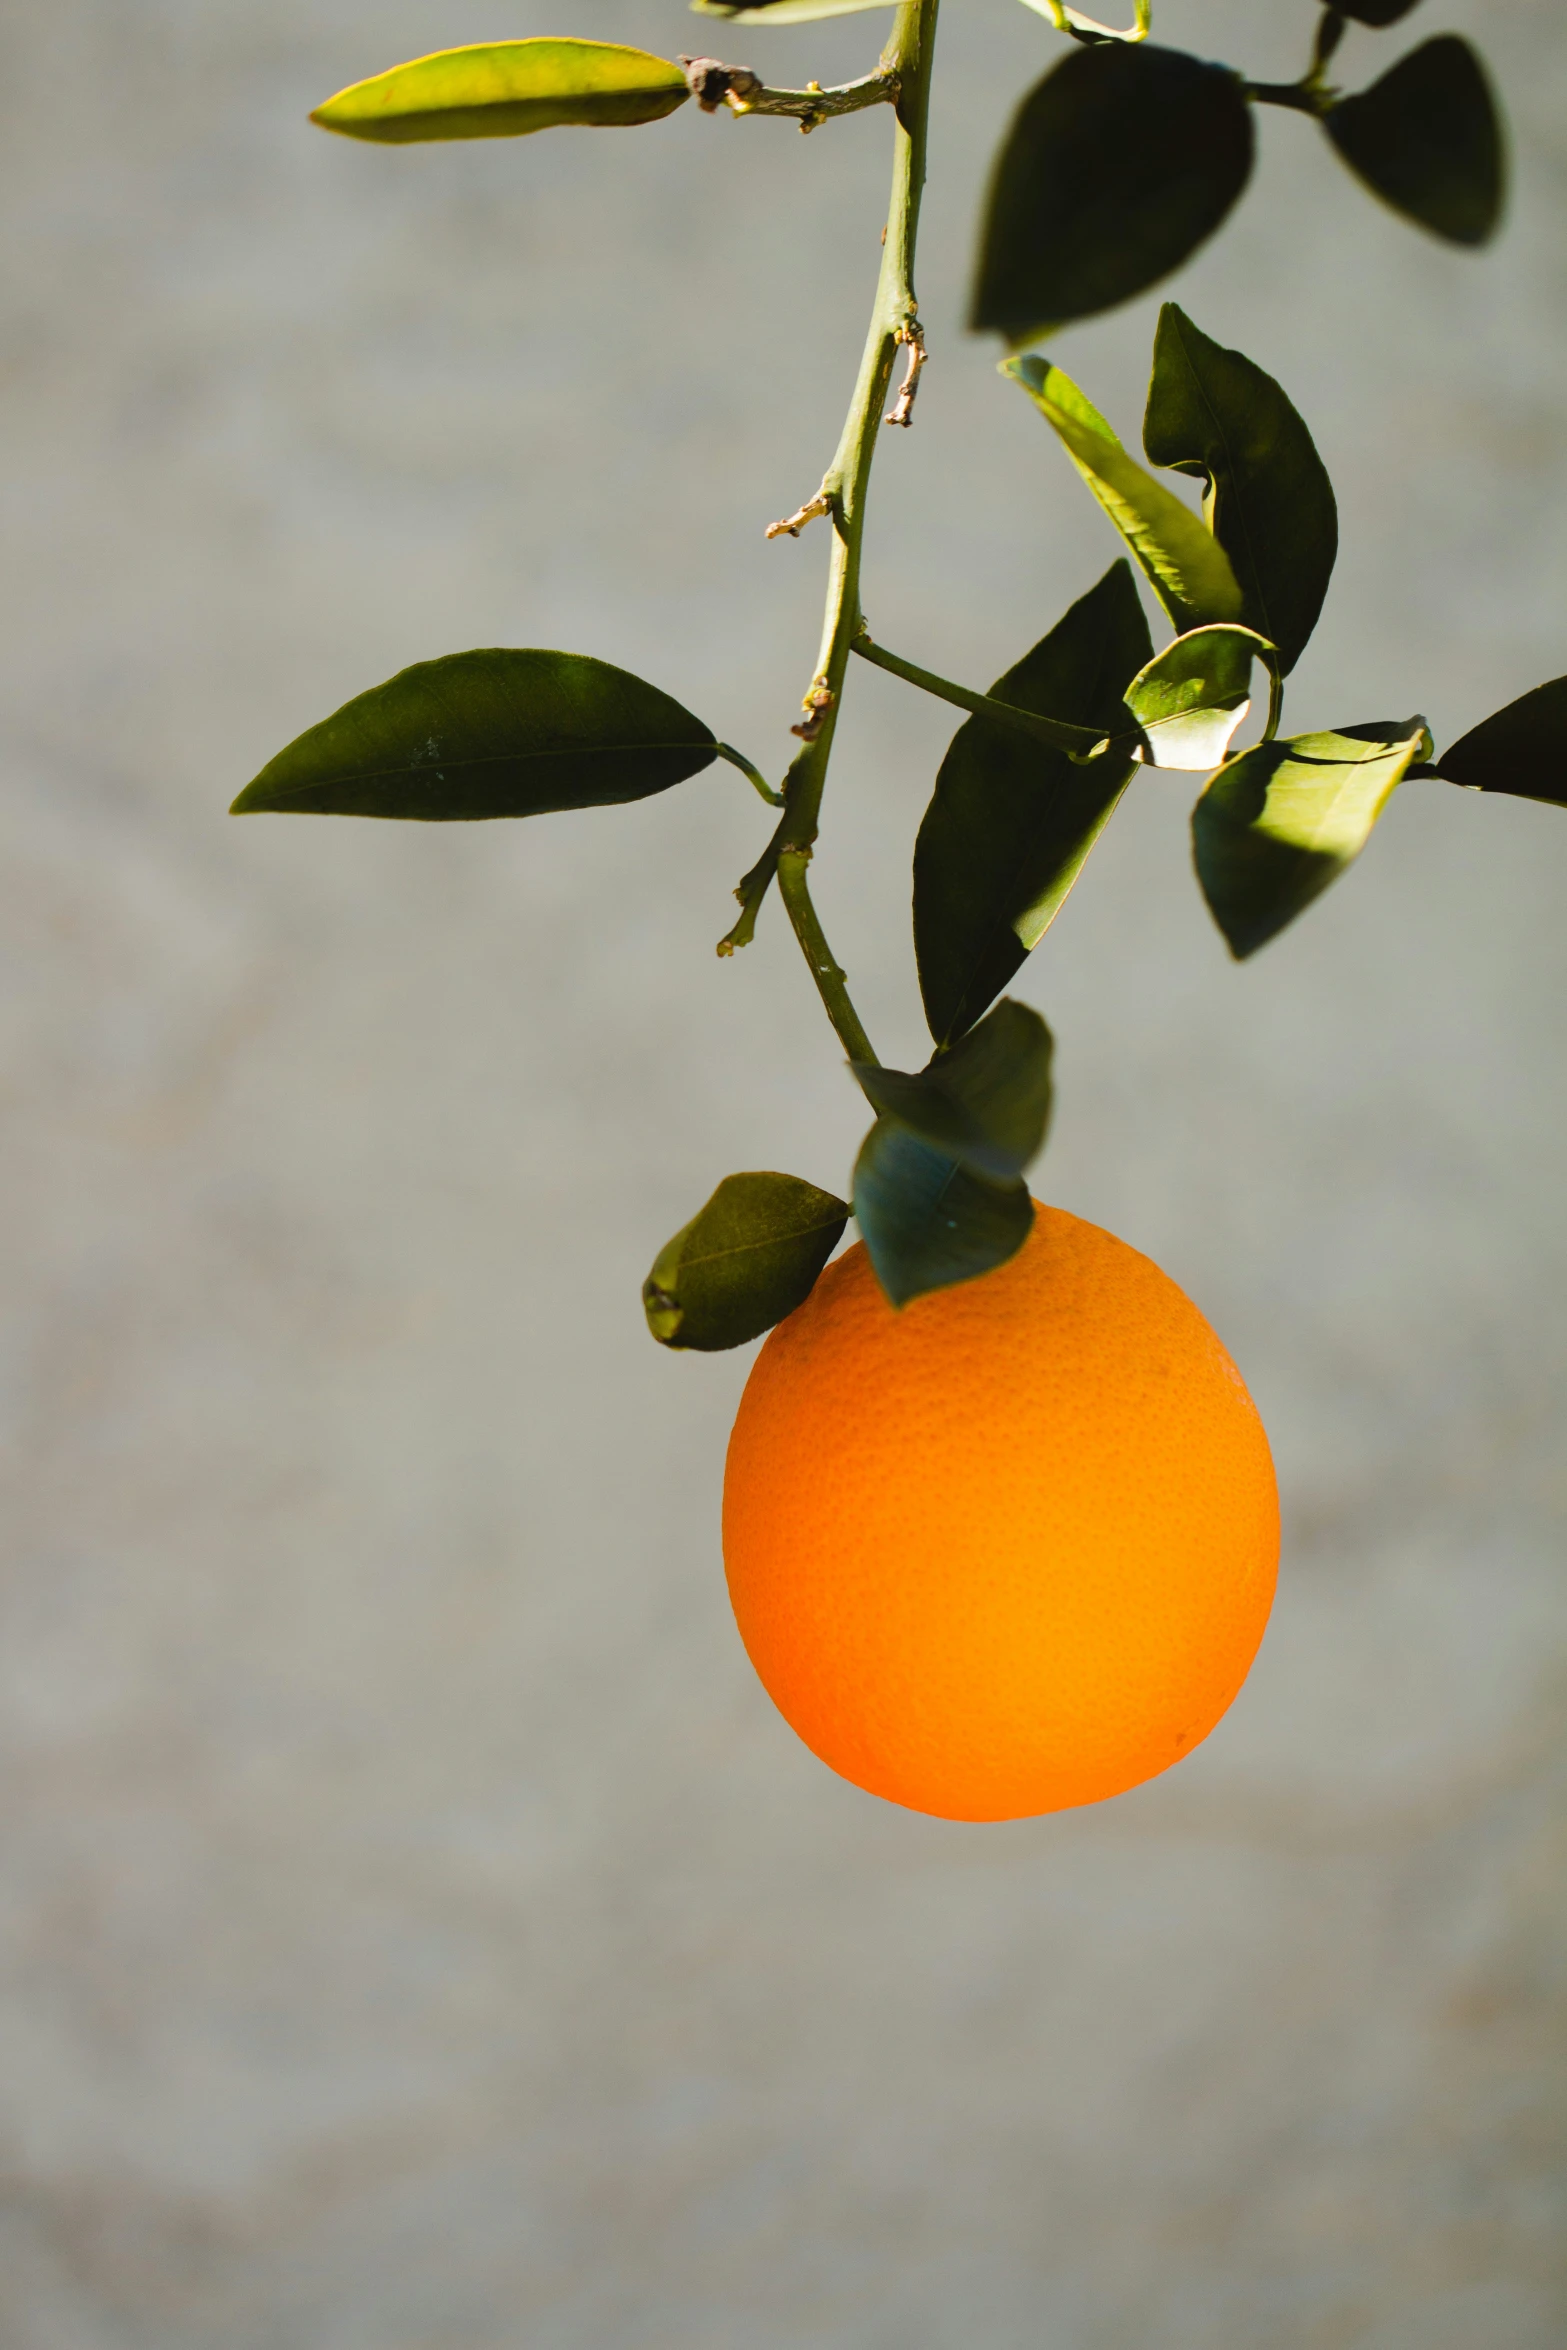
[722,1205,1279,1822]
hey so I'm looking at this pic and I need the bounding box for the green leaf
[1325,36,1504,247]
[1124,625,1276,772]
[643,1173,848,1352]
[691,0,892,17]
[1193,717,1433,958]
[852,1000,1054,1187]
[1433,677,1567,809]
[231,649,717,821]
[311,40,690,145]
[1143,304,1338,675]
[1005,356,1245,636]
[971,43,1253,343]
[914,562,1152,1047]
[853,1121,1035,1311]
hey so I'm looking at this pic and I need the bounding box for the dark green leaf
[914,562,1153,1047]
[231,649,717,821]
[1325,37,1504,247]
[1434,677,1567,808]
[853,1120,1034,1311]
[311,39,690,144]
[1337,1,1426,26]
[971,42,1253,343]
[1193,717,1432,958]
[852,1000,1054,1186]
[1005,356,1245,636]
[643,1173,848,1352]
[1143,304,1339,674]
[1124,625,1275,772]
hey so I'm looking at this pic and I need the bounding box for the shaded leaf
[971,42,1253,343]
[1337,1,1427,25]
[1125,625,1274,772]
[312,39,690,144]
[1143,304,1338,674]
[854,1120,1034,1311]
[853,1000,1054,1186]
[232,649,717,821]
[644,1173,848,1352]
[1325,36,1504,246]
[914,562,1153,1047]
[1006,356,1244,635]
[1193,717,1432,958]
[1433,677,1567,808]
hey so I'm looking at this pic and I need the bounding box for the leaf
[1143,304,1339,675]
[1006,356,1245,636]
[1193,717,1432,958]
[644,1173,848,1352]
[1337,1,1427,26]
[311,40,690,145]
[914,562,1153,1047]
[1124,625,1275,772]
[231,649,717,821]
[971,42,1254,343]
[1325,37,1504,247]
[1433,677,1567,808]
[690,0,893,18]
[853,1000,1054,1186]
[853,1120,1035,1311]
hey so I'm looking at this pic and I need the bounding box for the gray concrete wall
[0,1,1563,2342]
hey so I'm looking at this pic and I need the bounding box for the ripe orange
[722,1203,1278,1821]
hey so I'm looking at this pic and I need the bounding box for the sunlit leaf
[1193,717,1432,958]
[312,39,690,145]
[231,649,717,820]
[1124,625,1274,772]
[1325,36,1504,246]
[1433,677,1567,808]
[853,1120,1034,1310]
[972,42,1253,343]
[853,1000,1054,1186]
[1006,356,1244,635]
[914,562,1152,1047]
[1143,304,1338,675]
[644,1173,848,1352]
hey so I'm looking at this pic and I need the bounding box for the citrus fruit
[722,1203,1278,1821]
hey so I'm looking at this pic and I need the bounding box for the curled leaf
[1124,625,1276,772]
[853,1000,1054,1187]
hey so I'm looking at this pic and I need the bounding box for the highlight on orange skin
[722,1204,1279,1822]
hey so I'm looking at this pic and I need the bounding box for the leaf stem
[776,851,879,1066]
[850,630,1110,758]
[716,741,785,805]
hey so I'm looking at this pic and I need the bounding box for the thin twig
[766,486,832,542]
[680,59,899,127]
[851,630,1110,759]
[885,323,928,428]
[776,850,879,1066]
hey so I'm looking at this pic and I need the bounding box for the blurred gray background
[0,1,1563,2343]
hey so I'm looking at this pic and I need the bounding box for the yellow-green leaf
[311,39,690,146]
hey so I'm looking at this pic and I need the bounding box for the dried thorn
[679,56,761,112]
[791,684,836,744]
[886,323,929,429]
[766,487,832,542]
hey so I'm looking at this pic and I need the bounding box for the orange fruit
[722,1203,1278,1821]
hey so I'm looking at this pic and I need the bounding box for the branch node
[679,57,761,113]
[791,684,836,745]
[885,322,929,429]
[766,485,833,542]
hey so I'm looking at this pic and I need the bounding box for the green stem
[776,851,879,1066]
[715,742,784,806]
[851,631,1110,758]
[761,0,940,1017]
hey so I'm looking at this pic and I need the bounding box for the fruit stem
[776,850,879,1067]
